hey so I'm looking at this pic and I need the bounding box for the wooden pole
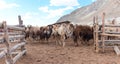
[13,50,26,63]
[18,15,23,26]
[3,21,14,64]
[95,16,99,53]
[93,16,96,50]
[10,42,26,53]
[101,13,105,53]
[114,46,120,56]
[0,50,6,59]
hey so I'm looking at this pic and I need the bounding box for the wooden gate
[93,13,120,54]
[0,21,26,64]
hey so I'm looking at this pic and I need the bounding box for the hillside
[57,0,120,25]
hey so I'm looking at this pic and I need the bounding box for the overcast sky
[0,0,96,26]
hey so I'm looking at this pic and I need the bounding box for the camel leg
[74,37,79,46]
[62,41,65,47]
[58,40,62,45]
[62,35,65,47]
[55,37,60,45]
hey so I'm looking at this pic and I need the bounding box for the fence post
[95,16,99,53]
[18,15,23,26]
[93,16,96,50]
[101,13,105,53]
[3,21,14,64]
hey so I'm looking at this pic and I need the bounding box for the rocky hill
[57,0,120,25]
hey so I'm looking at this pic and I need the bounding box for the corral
[0,14,120,64]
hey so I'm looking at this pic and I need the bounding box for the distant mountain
[57,0,120,25]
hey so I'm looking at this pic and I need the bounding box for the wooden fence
[0,21,26,64]
[93,13,120,54]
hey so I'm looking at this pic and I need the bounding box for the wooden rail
[7,25,25,31]
[94,31,120,34]
[0,32,23,35]
[101,33,120,37]
[0,50,6,59]
[99,25,120,27]
[13,50,26,63]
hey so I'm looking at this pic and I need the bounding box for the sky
[0,0,96,26]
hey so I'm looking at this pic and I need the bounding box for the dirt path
[0,39,120,64]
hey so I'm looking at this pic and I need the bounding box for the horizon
[0,0,96,26]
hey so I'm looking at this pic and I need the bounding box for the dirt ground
[0,39,120,64]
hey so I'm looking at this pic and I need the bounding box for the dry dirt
[0,39,120,64]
